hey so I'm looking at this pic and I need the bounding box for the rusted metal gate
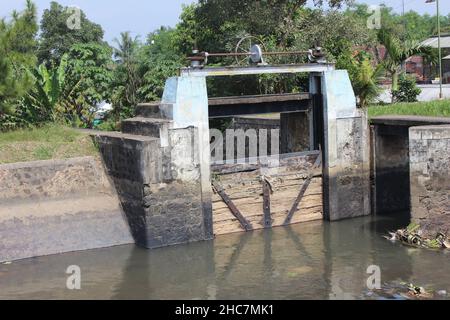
[211,151,323,235]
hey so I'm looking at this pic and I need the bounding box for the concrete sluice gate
[370,116,450,235]
[93,64,371,250]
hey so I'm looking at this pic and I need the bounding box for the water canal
[1,213,449,300]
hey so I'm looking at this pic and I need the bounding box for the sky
[1,0,450,44]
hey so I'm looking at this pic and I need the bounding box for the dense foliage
[64,43,114,127]
[0,0,37,130]
[393,74,422,103]
[347,52,384,108]
[0,0,448,131]
[21,55,69,125]
[38,1,104,65]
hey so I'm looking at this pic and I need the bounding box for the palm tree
[113,32,141,108]
[377,29,436,101]
[352,57,385,108]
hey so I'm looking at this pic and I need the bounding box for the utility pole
[437,0,443,99]
[402,0,405,20]
[426,0,443,99]
[402,0,406,72]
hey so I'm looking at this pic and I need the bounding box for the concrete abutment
[409,125,450,238]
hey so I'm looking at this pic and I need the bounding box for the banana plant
[24,54,80,124]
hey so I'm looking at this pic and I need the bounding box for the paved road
[378,84,450,103]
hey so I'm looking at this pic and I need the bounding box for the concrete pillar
[160,76,213,240]
[410,125,450,238]
[280,111,312,154]
[310,70,371,221]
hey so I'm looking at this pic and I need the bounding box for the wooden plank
[212,181,253,231]
[213,203,322,223]
[208,93,311,106]
[211,151,321,175]
[213,211,323,236]
[283,152,322,226]
[212,151,324,235]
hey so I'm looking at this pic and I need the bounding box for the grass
[368,99,450,119]
[0,124,99,164]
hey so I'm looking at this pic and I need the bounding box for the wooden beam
[283,152,322,226]
[209,99,310,118]
[208,93,311,106]
[262,177,272,228]
[212,181,253,231]
[283,178,314,226]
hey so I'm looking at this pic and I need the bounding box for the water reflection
[1,213,449,300]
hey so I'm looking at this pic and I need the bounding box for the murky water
[1,213,450,300]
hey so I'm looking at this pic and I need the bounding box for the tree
[0,0,38,129]
[175,1,364,96]
[336,49,383,108]
[393,74,422,103]
[64,43,114,127]
[138,27,184,102]
[21,54,73,125]
[173,4,198,56]
[0,51,29,116]
[38,1,105,65]
[20,43,112,127]
[111,32,142,118]
[351,54,384,108]
[191,0,350,54]
[378,28,435,100]
[2,0,38,66]
[22,43,113,128]
[295,7,373,59]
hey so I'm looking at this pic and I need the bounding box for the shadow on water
[1,213,449,300]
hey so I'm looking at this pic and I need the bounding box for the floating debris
[367,281,446,300]
[385,223,449,250]
[2,262,12,265]
[437,290,448,297]
[404,284,433,299]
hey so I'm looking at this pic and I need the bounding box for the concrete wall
[94,127,213,249]
[410,125,450,238]
[94,133,163,247]
[161,76,214,241]
[0,157,134,263]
